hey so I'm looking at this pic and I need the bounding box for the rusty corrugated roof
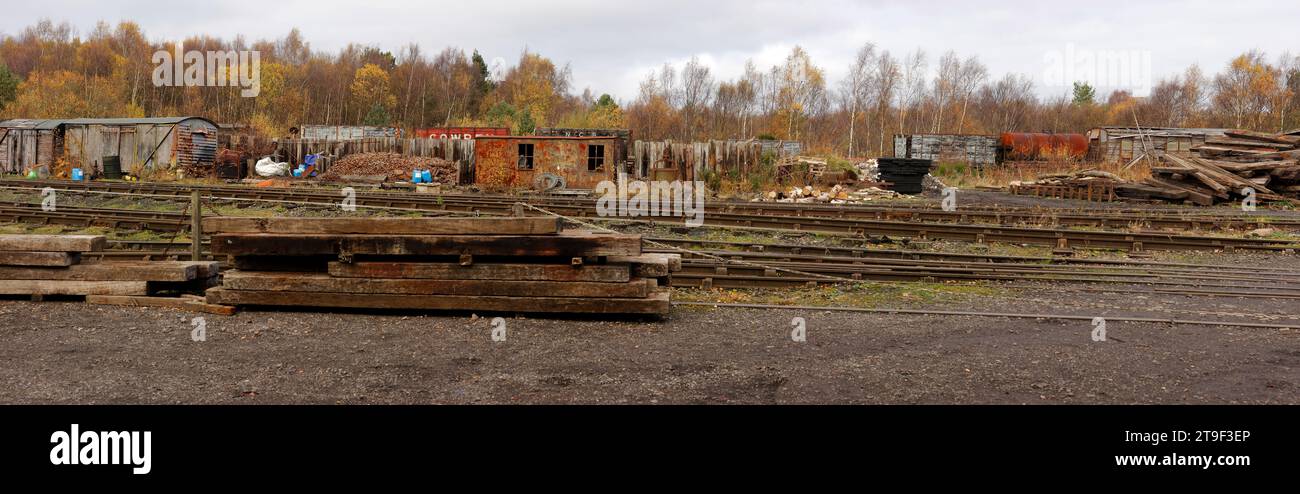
[0,116,216,129]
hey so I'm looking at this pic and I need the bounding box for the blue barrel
[71,168,84,181]
[421,169,432,183]
[411,170,423,183]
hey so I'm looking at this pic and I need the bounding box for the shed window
[518,143,534,170]
[587,144,605,171]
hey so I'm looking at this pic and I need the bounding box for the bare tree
[873,51,901,155]
[840,43,876,157]
[898,49,927,138]
[932,51,960,132]
[679,56,715,139]
[955,55,988,133]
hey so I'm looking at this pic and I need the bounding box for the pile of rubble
[320,153,457,183]
[755,184,902,204]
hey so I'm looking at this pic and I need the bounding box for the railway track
[7,177,1300,230]
[78,233,1300,300]
[4,180,1300,253]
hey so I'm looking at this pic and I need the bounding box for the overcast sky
[3,0,1297,102]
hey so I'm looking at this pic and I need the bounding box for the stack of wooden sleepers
[202,217,679,315]
[1122,129,1300,205]
[0,234,227,313]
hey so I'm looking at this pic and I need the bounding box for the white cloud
[3,0,1296,101]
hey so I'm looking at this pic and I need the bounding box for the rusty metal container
[999,132,1088,161]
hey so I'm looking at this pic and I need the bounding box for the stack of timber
[1008,170,1121,202]
[202,217,678,315]
[0,234,227,314]
[1121,129,1300,205]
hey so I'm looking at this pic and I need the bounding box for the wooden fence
[631,140,793,182]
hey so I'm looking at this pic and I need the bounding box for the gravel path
[2,289,1295,404]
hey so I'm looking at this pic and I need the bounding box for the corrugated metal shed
[0,117,218,174]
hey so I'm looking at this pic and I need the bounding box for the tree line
[1,20,1297,156]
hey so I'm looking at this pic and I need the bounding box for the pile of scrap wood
[1009,170,1121,202]
[319,153,456,183]
[1123,129,1300,205]
[0,235,228,314]
[202,217,678,315]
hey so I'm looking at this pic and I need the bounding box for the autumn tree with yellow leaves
[2,19,1299,156]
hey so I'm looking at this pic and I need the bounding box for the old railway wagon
[474,135,620,189]
[0,117,218,175]
[1086,127,1226,163]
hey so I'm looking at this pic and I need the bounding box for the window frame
[587,144,606,172]
[517,143,535,170]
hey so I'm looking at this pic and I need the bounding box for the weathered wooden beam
[232,255,332,272]
[607,253,683,278]
[0,251,79,267]
[202,216,560,235]
[0,235,106,252]
[0,280,148,296]
[0,261,199,281]
[1223,129,1300,145]
[328,261,632,282]
[222,271,651,298]
[85,295,237,315]
[211,232,641,257]
[205,287,671,315]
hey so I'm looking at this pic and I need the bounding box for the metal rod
[190,190,201,261]
[673,302,1300,330]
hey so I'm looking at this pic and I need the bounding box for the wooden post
[191,190,202,261]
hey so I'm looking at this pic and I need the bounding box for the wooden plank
[205,287,671,315]
[0,261,198,281]
[180,261,221,279]
[1209,160,1296,173]
[607,253,682,277]
[1189,157,1275,194]
[211,232,641,257]
[222,271,650,298]
[0,280,147,296]
[1142,178,1215,205]
[202,216,560,235]
[1203,137,1293,150]
[85,295,238,315]
[0,235,105,252]
[1223,129,1300,145]
[233,255,332,272]
[0,251,78,267]
[328,261,631,282]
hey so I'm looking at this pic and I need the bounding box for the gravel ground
[2,284,1296,404]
